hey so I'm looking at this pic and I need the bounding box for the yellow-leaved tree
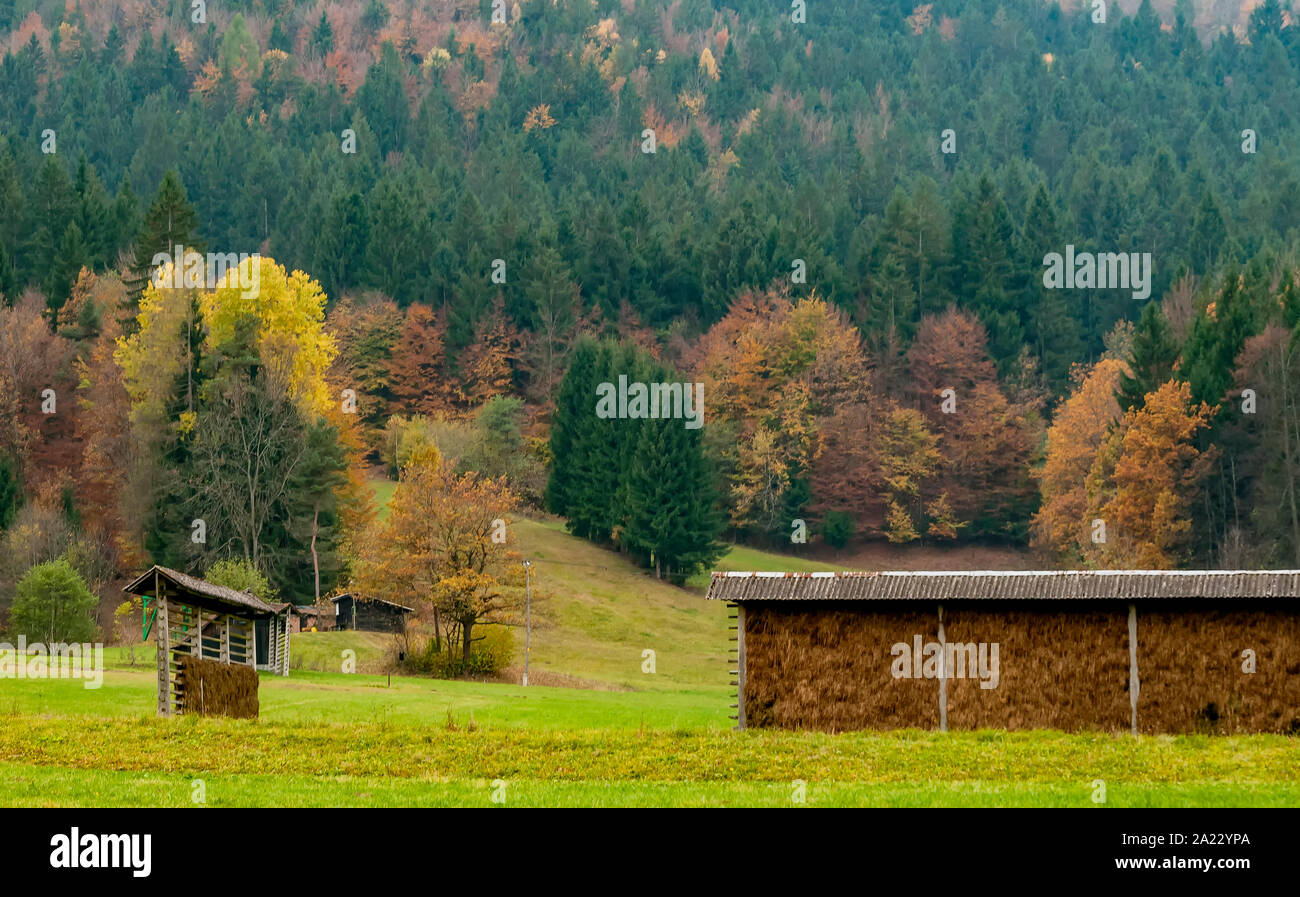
[200,257,336,417]
[118,254,336,425]
[115,266,203,440]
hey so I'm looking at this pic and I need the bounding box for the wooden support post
[736,604,746,730]
[1128,602,1140,737]
[280,614,290,676]
[155,572,170,718]
[937,602,948,734]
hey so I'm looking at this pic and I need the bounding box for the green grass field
[2,493,1296,807]
[2,682,1297,806]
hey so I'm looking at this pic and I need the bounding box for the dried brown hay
[740,600,1300,734]
[177,655,259,719]
[1136,603,1300,735]
[945,605,1129,733]
[744,602,938,731]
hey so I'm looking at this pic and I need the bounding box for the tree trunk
[433,608,442,653]
[462,619,473,663]
[310,505,320,604]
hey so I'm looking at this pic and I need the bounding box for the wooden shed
[331,593,413,633]
[288,605,326,633]
[708,570,1300,735]
[125,565,291,717]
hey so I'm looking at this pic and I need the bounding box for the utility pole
[523,560,531,687]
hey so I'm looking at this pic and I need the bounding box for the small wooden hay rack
[125,565,290,717]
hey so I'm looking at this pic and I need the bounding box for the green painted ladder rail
[141,595,158,640]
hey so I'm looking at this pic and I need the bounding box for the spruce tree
[545,337,599,517]
[1117,301,1180,412]
[313,12,334,56]
[124,170,201,320]
[623,414,724,582]
[955,175,1022,374]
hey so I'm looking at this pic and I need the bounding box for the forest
[0,0,1298,645]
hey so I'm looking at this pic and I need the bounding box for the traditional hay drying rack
[125,565,290,717]
[709,570,1300,735]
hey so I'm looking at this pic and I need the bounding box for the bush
[11,558,97,643]
[407,625,515,678]
[204,558,276,601]
[821,510,855,548]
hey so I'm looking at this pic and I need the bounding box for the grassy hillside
[500,518,731,691]
[361,478,1035,691]
[362,477,862,691]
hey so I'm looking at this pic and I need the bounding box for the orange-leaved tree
[1092,379,1217,568]
[906,307,1036,539]
[356,444,521,663]
[1032,357,1128,559]
[692,288,872,540]
[387,302,451,417]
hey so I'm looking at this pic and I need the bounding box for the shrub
[821,510,855,548]
[11,558,97,643]
[408,625,515,678]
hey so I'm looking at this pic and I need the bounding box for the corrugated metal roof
[705,570,1300,603]
[124,565,281,615]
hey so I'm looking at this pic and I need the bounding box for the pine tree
[49,222,89,317]
[1182,267,1263,408]
[1189,190,1228,275]
[1022,184,1083,392]
[269,20,293,54]
[32,156,75,300]
[73,155,111,268]
[623,414,724,581]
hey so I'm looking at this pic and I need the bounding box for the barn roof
[329,593,415,612]
[124,565,281,617]
[706,570,1300,603]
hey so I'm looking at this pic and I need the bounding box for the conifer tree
[623,414,724,582]
[1117,302,1180,412]
[125,171,201,317]
[545,336,599,518]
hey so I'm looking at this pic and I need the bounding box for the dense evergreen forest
[0,0,1298,618]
